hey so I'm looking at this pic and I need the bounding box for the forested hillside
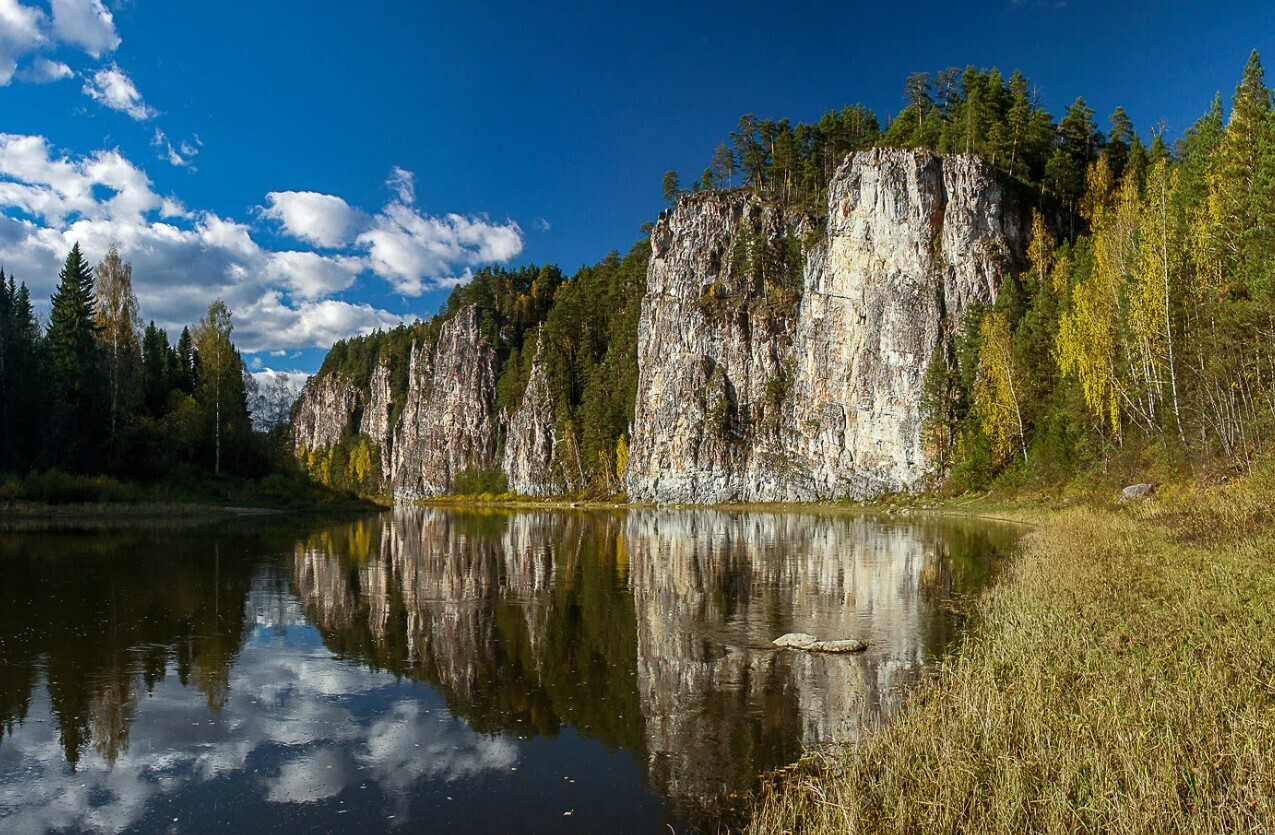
[0,244,292,499]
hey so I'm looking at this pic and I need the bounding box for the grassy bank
[749,480,1275,833]
[0,468,385,518]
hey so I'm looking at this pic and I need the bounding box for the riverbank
[0,469,385,522]
[747,477,1275,833]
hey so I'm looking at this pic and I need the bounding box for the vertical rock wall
[295,150,1025,503]
[625,149,1025,502]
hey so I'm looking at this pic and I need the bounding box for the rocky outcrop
[390,306,500,500]
[296,149,1026,503]
[293,373,359,452]
[625,149,1026,502]
[501,333,564,496]
[361,362,394,481]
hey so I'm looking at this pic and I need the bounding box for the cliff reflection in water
[290,508,1011,819]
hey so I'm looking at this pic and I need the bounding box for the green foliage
[0,270,43,472]
[452,467,509,496]
[926,51,1275,489]
[46,243,106,469]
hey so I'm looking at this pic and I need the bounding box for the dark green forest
[0,244,302,503]
[305,242,648,495]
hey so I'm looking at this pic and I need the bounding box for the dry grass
[749,484,1275,834]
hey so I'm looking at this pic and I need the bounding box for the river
[0,508,1018,833]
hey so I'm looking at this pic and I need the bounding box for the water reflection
[0,510,1015,832]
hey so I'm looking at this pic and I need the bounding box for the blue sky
[1,0,1273,375]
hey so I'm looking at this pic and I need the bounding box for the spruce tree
[177,326,196,394]
[46,244,105,469]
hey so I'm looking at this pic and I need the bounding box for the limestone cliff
[389,306,500,500]
[625,149,1026,502]
[292,372,360,454]
[501,333,567,496]
[295,149,1025,502]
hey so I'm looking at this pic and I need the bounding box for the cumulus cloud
[50,0,117,57]
[358,200,523,296]
[264,168,524,296]
[0,0,45,85]
[0,133,407,354]
[0,136,529,356]
[262,190,363,248]
[16,54,70,82]
[82,63,155,120]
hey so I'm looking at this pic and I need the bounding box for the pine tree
[1207,50,1272,294]
[46,244,105,469]
[661,170,681,206]
[142,322,174,416]
[711,142,736,189]
[177,326,196,394]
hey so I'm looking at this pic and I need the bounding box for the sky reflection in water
[0,509,1017,832]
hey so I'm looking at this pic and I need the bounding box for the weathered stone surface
[390,305,500,500]
[292,372,359,453]
[502,333,564,496]
[772,633,867,653]
[297,149,1026,504]
[624,191,806,503]
[625,149,1026,503]
[360,361,395,480]
[1121,482,1154,502]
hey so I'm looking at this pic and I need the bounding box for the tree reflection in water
[0,510,1016,830]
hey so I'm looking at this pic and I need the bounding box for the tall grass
[749,485,1275,833]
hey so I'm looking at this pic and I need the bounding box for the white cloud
[358,201,523,296]
[151,129,199,169]
[50,0,118,58]
[82,63,155,120]
[262,190,362,248]
[0,138,529,356]
[16,54,71,82]
[266,250,363,299]
[386,165,415,205]
[0,0,45,85]
[533,217,551,232]
[236,293,404,351]
[0,132,163,223]
[263,169,524,296]
[0,132,408,354]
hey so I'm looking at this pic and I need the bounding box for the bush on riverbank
[0,467,379,512]
[749,479,1275,833]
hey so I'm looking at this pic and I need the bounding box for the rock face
[390,306,501,501]
[292,372,359,453]
[501,333,566,496]
[296,149,1025,503]
[625,149,1026,502]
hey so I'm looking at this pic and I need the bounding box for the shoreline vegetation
[747,475,1275,834]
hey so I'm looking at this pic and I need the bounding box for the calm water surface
[0,509,1018,833]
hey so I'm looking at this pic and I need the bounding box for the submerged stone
[771,632,867,653]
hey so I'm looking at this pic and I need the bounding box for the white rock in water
[772,633,867,653]
[772,632,820,649]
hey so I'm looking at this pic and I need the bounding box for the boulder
[771,632,867,653]
[1120,483,1154,502]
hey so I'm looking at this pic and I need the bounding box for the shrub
[452,467,509,496]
